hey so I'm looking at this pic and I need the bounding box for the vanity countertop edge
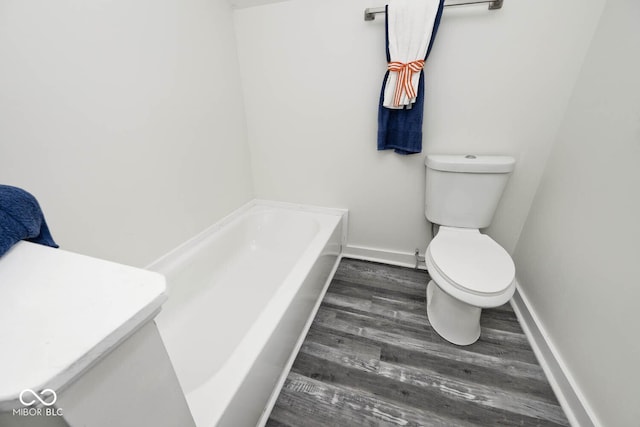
[0,241,167,411]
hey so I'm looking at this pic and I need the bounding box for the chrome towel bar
[364,0,503,21]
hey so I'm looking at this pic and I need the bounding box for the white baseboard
[343,245,427,270]
[511,283,600,427]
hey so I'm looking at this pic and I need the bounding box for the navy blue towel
[0,185,59,257]
[377,2,445,155]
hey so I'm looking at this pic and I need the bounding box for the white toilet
[424,154,516,345]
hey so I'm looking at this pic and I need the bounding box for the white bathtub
[148,201,346,427]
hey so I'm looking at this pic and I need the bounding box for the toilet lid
[429,228,515,295]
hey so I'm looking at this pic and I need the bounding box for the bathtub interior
[156,208,325,389]
[152,202,345,426]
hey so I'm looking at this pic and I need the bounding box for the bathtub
[148,200,346,427]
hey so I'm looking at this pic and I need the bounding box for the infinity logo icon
[19,389,57,407]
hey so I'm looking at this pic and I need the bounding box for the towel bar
[364,0,503,21]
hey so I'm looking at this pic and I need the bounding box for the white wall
[0,0,254,267]
[513,1,640,425]
[233,0,605,256]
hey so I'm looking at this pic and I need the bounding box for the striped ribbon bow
[387,60,425,107]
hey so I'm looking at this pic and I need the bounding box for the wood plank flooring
[266,258,568,427]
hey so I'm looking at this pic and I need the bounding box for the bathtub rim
[145,199,348,274]
[209,216,342,425]
[255,252,344,426]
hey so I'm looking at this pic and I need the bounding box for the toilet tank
[425,154,515,229]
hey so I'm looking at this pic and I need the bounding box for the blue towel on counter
[0,185,58,257]
[377,2,444,155]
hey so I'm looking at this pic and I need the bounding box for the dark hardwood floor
[266,258,568,427]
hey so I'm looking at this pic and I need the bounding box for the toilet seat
[426,226,515,307]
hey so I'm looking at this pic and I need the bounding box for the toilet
[424,154,516,345]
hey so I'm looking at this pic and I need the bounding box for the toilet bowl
[425,226,515,345]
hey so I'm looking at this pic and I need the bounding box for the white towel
[383,0,441,109]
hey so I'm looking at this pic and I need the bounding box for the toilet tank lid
[425,154,515,173]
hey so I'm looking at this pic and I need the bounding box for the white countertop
[0,242,167,411]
